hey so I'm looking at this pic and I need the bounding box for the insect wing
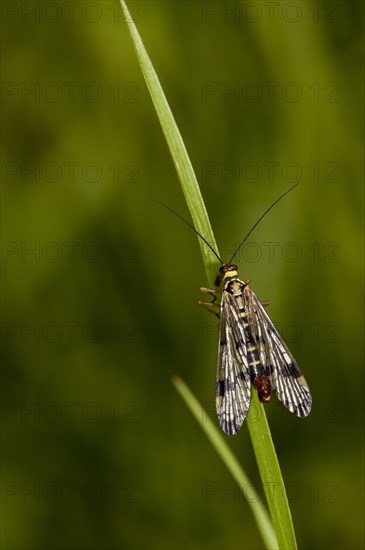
[248,290,312,417]
[216,291,251,435]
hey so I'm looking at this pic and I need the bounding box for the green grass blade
[247,392,298,549]
[120,0,219,283]
[172,376,278,550]
[120,4,298,548]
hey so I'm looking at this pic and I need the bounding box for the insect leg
[200,286,217,296]
[199,288,222,317]
[198,300,220,318]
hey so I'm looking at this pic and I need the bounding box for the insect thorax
[215,263,240,287]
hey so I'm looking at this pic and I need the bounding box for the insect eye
[214,275,222,287]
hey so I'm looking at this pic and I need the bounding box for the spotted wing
[216,291,251,435]
[247,289,312,417]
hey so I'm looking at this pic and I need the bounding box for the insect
[148,184,312,435]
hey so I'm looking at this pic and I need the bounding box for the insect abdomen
[229,281,264,378]
[228,280,271,404]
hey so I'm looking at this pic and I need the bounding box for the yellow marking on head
[223,269,238,280]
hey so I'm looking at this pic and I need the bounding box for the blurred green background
[1,1,363,549]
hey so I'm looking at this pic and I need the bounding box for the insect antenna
[145,195,223,264]
[228,183,299,264]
